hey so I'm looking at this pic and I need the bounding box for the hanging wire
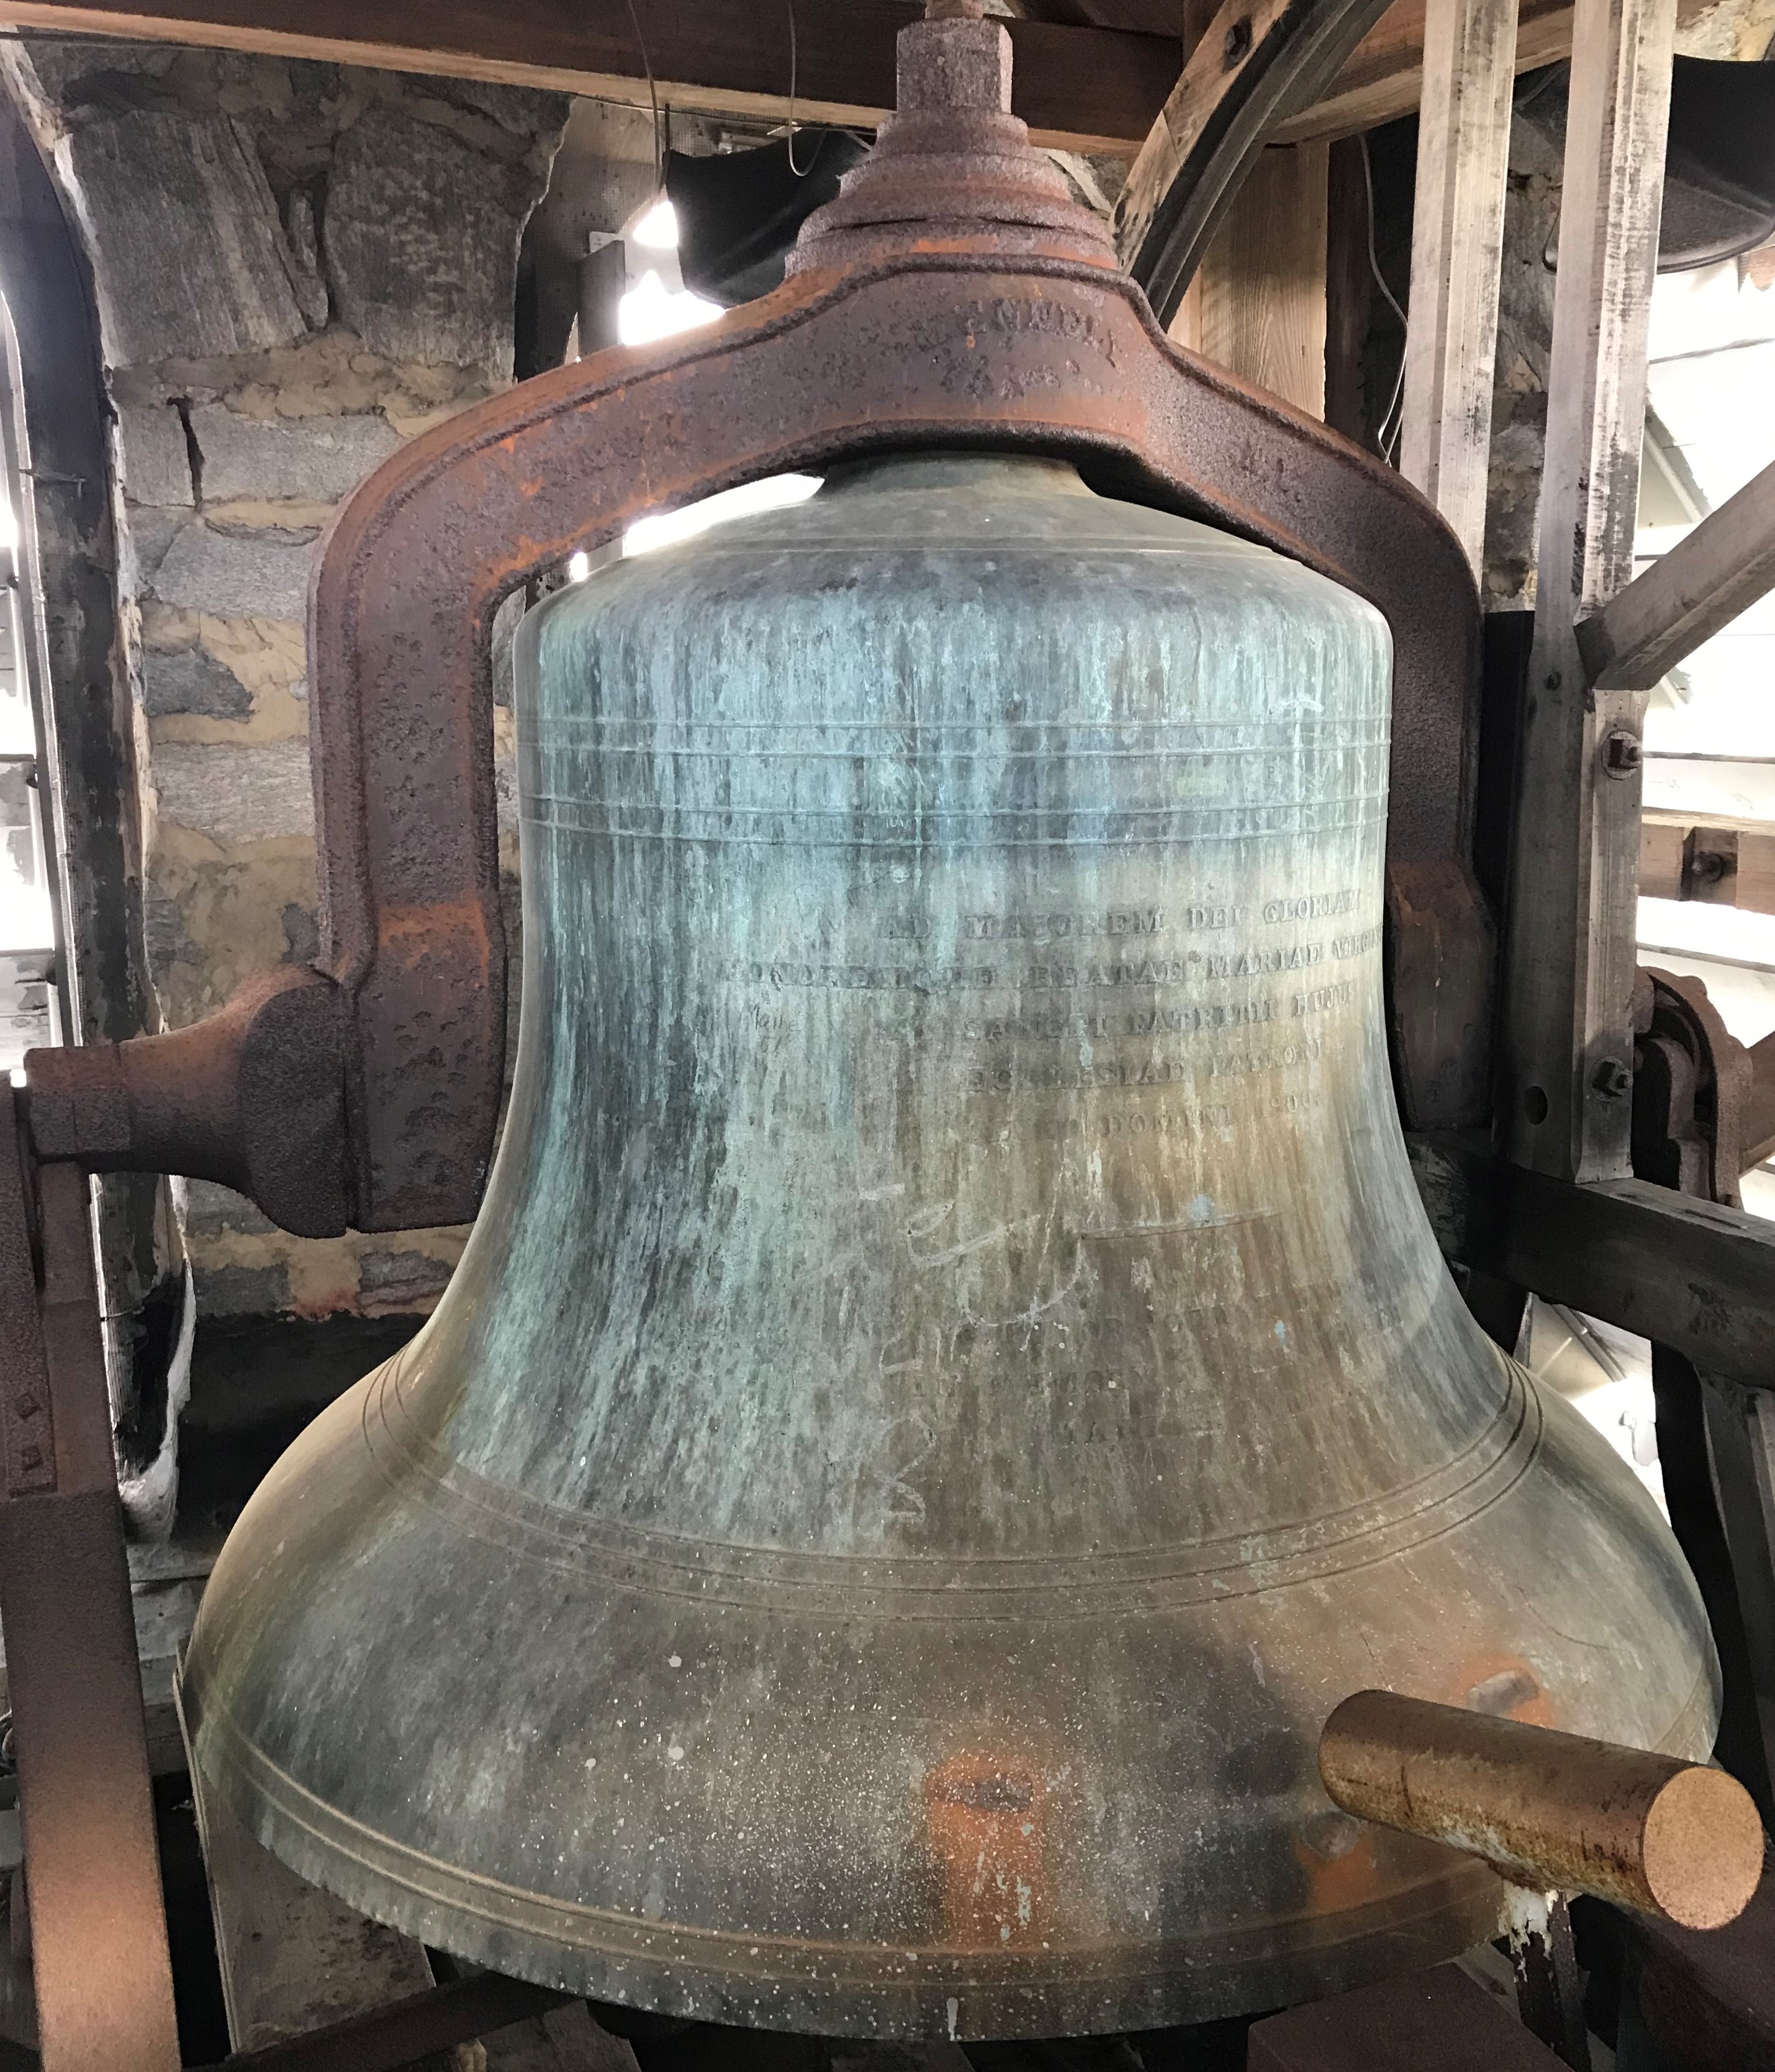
[1359,132,1411,464]
[786,0,809,176]
[624,0,664,195]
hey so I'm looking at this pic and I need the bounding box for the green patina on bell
[181,446,1714,2037]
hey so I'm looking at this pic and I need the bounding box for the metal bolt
[1603,729,1642,777]
[1592,1058,1632,1100]
[1545,671,1562,690]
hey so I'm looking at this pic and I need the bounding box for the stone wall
[1,43,570,1324]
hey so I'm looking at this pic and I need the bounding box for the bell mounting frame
[24,6,1494,1238]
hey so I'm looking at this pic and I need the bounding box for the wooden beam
[1114,0,1396,320]
[1173,142,1330,416]
[1579,456,1775,692]
[1638,820,1775,915]
[1499,0,1674,1184]
[1398,0,1519,571]
[0,1,1179,155]
[1409,1133,1775,1389]
[1746,1031,1775,1168]
[1273,0,1573,142]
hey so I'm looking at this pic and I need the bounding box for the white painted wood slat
[1399,0,1521,572]
[1501,0,1676,1182]
[1580,455,1775,690]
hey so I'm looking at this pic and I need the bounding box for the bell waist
[359,1345,1540,1619]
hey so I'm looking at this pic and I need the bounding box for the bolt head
[1603,730,1643,776]
[1592,1058,1633,1100]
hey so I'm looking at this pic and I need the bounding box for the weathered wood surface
[1172,142,1330,415]
[1399,0,1519,572]
[1409,1133,1775,1387]
[1651,1347,1775,1822]
[1579,455,1775,692]
[1638,819,1775,916]
[1691,1365,1775,1814]
[482,2002,639,2071]
[1624,1808,1775,2066]
[0,0,1742,157]
[1274,0,1574,140]
[0,1537,212,1780]
[1249,1961,1566,2068]
[1499,0,1676,1184]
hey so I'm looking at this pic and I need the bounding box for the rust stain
[1450,1653,1554,1728]
[1293,1814,1381,1916]
[924,1751,1048,1951]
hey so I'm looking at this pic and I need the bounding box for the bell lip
[179,1651,1512,2036]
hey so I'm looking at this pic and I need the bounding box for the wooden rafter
[1398,0,1520,570]
[1580,456,1775,692]
[0,0,1180,155]
[1502,0,1678,1183]
[1273,0,1574,140]
[0,0,1628,156]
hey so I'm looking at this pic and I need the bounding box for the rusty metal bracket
[302,258,1491,1232]
[1632,967,1751,1208]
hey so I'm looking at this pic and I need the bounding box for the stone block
[65,111,316,366]
[152,739,314,843]
[189,404,401,505]
[193,1258,291,1318]
[324,109,542,378]
[20,35,178,101]
[125,507,187,597]
[141,645,253,720]
[427,76,572,138]
[357,1247,454,1312]
[282,189,330,332]
[115,403,193,507]
[150,521,313,622]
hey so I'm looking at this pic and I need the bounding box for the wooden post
[1399,0,1521,571]
[1170,143,1331,419]
[1501,0,1675,1181]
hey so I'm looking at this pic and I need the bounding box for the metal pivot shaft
[1320,1688,1763,1930]
[1321,1691,1765,2067]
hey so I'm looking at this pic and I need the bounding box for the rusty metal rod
[1319,1690,1764,1930]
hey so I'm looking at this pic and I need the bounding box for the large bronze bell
[180,12,1716,2047]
